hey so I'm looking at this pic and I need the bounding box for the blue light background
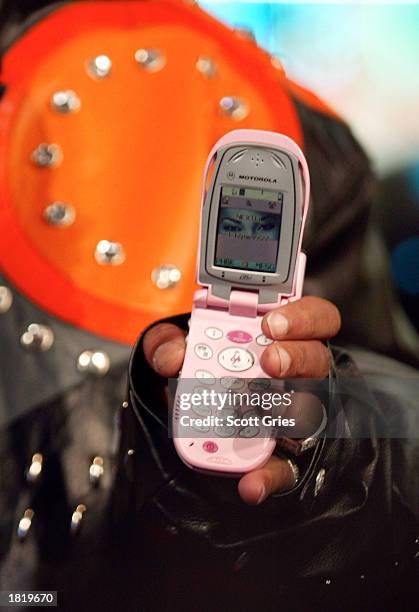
[202,2,419,175]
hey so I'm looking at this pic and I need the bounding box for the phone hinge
[228,290,258,318]
[196,287,266,318]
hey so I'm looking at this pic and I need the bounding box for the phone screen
[214,185,283,273]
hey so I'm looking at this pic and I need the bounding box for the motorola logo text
[238,175,277,183]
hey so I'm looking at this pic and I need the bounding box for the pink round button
[226,330,253,344]
[203,441,218,453]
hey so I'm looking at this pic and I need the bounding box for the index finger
[261,296,341,341]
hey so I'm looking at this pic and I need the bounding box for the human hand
[143,296,341,504]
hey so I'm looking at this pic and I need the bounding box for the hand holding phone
[173,129,310,476]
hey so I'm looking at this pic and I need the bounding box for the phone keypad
[239,425,260,438]
[205,327,223,340]
[202,441,218,453]
[192,422,210,433]
[194,343,213,360]
[181,314,277,445]
[226,330,253,344]
[248,379,271,391]
[256,334,273,346]
[214,424,237,438]
[195,370,216,384]
[192,405,212,418]
[220,377,243,390]
[218,347,254,372]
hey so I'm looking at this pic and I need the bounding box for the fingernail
[153,342,184,374]
[257,485,266,505]
[274,345,292,376]
[266,311,289,339]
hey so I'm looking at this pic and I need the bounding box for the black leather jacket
[1,316,418,612]
[115,316,419,612]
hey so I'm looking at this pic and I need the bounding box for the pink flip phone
[173,129,310,476]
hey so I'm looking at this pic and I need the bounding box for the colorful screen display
[214,185,283,273]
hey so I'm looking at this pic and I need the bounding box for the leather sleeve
[115,316,418,595]
[295,98,419,366]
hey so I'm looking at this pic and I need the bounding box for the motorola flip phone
[173,129,310,476]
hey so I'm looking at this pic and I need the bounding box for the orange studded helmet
[0,0,332,344]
